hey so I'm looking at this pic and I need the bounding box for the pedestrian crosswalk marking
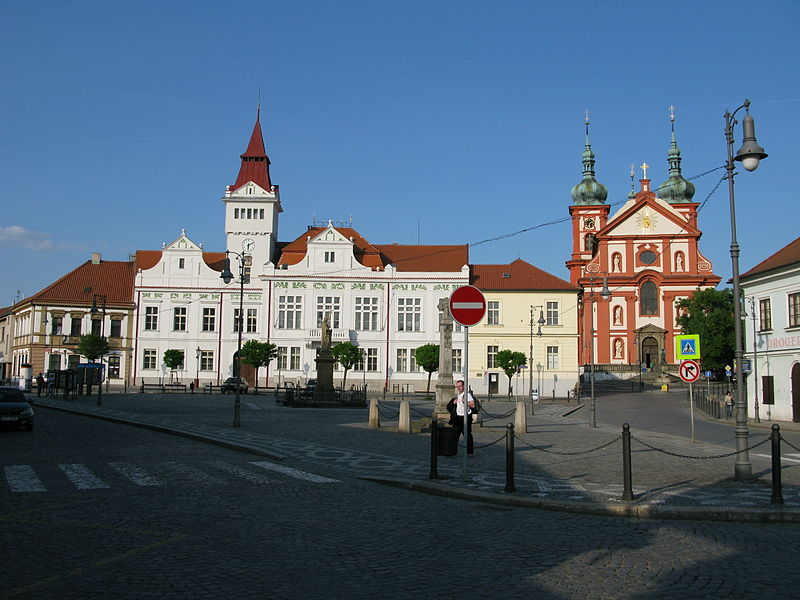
[109,462,162,486]
[250,461,340,483]
[4,465,46,492]
[59,464,110,490]
[209,460,274,485]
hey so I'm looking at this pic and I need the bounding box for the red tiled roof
[471,259,578,291]
[276,226,469,272]
[375,244,468,272]
[741,236,800,280]
[278,227,384,270]
[134,250,228,272]
[232,111,272,192]
[28,259,137,306]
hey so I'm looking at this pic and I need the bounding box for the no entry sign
[679,360,701,383]
[449,285,486,327]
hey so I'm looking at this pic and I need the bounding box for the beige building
[467,259,580,398]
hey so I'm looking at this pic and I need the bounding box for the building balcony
[306,328,351,347]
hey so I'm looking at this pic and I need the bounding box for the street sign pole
[463,326,469,477]
[689,382,696,443]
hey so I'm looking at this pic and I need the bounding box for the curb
[362,476,800,523]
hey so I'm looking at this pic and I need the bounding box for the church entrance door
[641,337,659,369]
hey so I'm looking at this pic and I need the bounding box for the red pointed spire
[232,108,273,191]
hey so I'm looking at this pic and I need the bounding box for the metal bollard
[505,423,516,493]
[622,423,634,501]
[771,424,784,505]
[429,419,439,480]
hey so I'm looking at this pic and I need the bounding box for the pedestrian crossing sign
[675,334,701,360]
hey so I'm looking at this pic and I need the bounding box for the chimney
[91,252,102,265]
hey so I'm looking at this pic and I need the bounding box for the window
[316,296,341,328]
[202,307,216,332]
[243,255,252,284]
[546,301,559,325]
[789,293,800,328]
[355,297,379,331]
[762,375,775,405]
[178,258,185,269]
[143,349,157,370]
[487,345,498,369]
[396,348,408,372]
[487,301,500,325]
[759,298,772,331]
[200,351,214,371]
[68,355,80,370]
[234,309,242,333]
[107,355,120,379]
[640,250,658,265]
[91,319,102,336]
[452,348,462,373]
[247,208,252,219]
[50,316,63,335]
[259,209,264,219]
[144,307,158,331]
[640,281,658,316]
[70,316,82,336]
[277,346,302,370]
[547,346,559,369]
[110,320,122,338]
[366,348,378,372]
[397,297,422,332]
[409,348,419,372]
[278,296,302,329]
[173,307,187,331]
[246,308,258,333]
[277,347,288,370]
[324,251,335,263]
[48,354,61,371]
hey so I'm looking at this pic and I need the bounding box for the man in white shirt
[446,379,476,455]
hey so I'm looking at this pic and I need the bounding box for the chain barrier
[514,432,622,455]
[632,434,771,459]
[376,405,399,419]
[480,408,516,421]
[781,435,800,453]
[408,404,433,418]
[458,432,507,450]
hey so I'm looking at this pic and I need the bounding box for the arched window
[640,281,658,316]
[584,233,594,253]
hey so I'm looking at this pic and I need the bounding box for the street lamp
[587,275,611,428]
[90,294,107,406]
[725,99,767,481]
[195,346,202,389]
[220,251,247,428]
[528,305,545,398]
[746,297,760,424]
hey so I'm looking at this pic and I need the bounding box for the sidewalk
[31,392,800,523]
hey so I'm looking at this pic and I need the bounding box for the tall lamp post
[90,294,107,406]
[725,99,767,481]
[220,251,247,428]
[747,297,760,423]
[195,346,202,389]
[587,276,611,428]
[528,305,545,397]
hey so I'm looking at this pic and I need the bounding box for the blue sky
[2,0,798,305]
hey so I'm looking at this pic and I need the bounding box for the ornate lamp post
[528,305,545,397]
[587,276,610,428]
[220,251,247,428]
[90,294,107,406]
[195,346,202,389]
[725,99,767,481]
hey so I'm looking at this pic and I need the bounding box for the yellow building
[468,259,580,398]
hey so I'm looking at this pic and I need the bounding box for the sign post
[449,286,487,475]
[679,359,700,443]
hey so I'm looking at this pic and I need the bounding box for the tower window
[324,251,335,263]
[178,258,185,269]
[234,208,239,219]
[259,209,264,219]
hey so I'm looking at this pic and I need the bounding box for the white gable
[607,204,688,237]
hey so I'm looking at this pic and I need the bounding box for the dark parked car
[306,379,317,390]
[0,387,34,431]
[221,377,248,394]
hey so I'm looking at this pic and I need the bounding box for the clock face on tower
[242,238,255,252]
[584,217,595,230]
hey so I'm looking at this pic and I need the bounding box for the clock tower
[223,107,282,275]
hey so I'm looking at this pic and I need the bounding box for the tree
[496,349,527,397]
[77,334,110,393]
[163,349,185,382]
[239,340,278,389]
[331,342,363,389]
[414,344,439,393]
[675,287,735,374]
[77,334,109,363]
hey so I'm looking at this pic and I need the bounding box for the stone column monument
[434,298,456,419]
[313,312,337,403]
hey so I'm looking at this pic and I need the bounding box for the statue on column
[435,298,456,418]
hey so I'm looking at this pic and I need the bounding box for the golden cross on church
[640,162,650,179]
